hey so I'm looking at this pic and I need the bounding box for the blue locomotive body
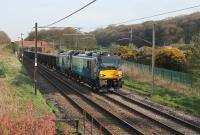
[24,51,123,92]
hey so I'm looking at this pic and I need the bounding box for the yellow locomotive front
[97,53,123,91]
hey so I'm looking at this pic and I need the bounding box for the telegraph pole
[76,33,78,50]
[53,40,55,49]
[18,37,20,44]
[21,33,24,63]
[130,26,133,43]
[17,37,20,57]
[41,41,43,52]
[151,24,156,96]
[130,25,133,48]
[59,38,61,50]
[75,27,81,50]
[34,22,38,95]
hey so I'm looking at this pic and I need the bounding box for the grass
[123,77,200,116]
[122,64,198,96]
[0,45,52,117]
[46,100,68,133]
[0,44,72,134]
[0,62,6,78]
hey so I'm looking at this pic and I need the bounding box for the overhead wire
[113,4,200,44]
[84,3,200,31]
[28,3,200,37]
[42,0,97,28]
[118,4,200,25]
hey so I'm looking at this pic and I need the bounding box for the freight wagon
[24,51,123,92]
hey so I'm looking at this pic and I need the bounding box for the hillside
[25,12,200,49]
[26,27,98,50]
[92,12,200,47]
[0,31,10,45]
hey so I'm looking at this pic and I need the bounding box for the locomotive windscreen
[100,56,121,67]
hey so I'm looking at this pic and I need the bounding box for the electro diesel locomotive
[24,50,123,92]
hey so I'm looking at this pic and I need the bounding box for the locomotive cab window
[59,56,62,66]
[100,56,121,67]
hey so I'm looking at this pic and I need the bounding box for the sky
[0,0,200,41]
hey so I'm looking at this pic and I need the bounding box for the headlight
[100,74,105,77]
[118,74,122,77]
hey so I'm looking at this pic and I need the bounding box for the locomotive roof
[72,54,96,59]
[57,50,118,59]
[24,51,57,56]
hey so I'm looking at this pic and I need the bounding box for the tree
[111,45,138,60]
[190,34,200,87]
[0,31,10,45]
[92,12,200,48]
[25,28,98,50]
[156,47,186,71]
[136,46,152,65]
[121,49,137,61]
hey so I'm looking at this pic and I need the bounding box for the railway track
[108,91,200,135]
[24,57,200,135]
[48,65,200,135]
[23,57,103,134]
[84,92,181,134]
[38,64,144,135]
[54,72,186,134]
[38,64,187,135]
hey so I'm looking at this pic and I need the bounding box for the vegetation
[112,45,138,60]
[26,27,98,50]
[123,77,200,116]
[189,33,200,88]
[0,31,10,45]
[112,45,188,71]
[122,62,194,93]
[136,46,152,65]
[0,103,56,135]
[92,12,200,47]
[121,34,200,115]
[171,43,194,51]
[8,42,19,53]
[156,48,186,71]
[0,45,56,134]
[25,12,200,50]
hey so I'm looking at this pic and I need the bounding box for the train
[24,50,123,92]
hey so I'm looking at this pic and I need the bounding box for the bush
[8,42,19,53]
[184,50,192,59]
[121,49,137,61]
[136,46,152,65]
[0,103,56,135]
[113,45,188,71]
[156,47,186,71]
[189,34,200,88]
[112,45,138,60]
[111,45,127,56]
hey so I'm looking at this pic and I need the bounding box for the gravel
[24,58,100,135]
[118,89,200,135]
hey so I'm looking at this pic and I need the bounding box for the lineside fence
[121,60,193,87]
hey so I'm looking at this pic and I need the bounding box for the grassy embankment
[0,45,50,116]
[122,64,200,116]
[0,44,64,134]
